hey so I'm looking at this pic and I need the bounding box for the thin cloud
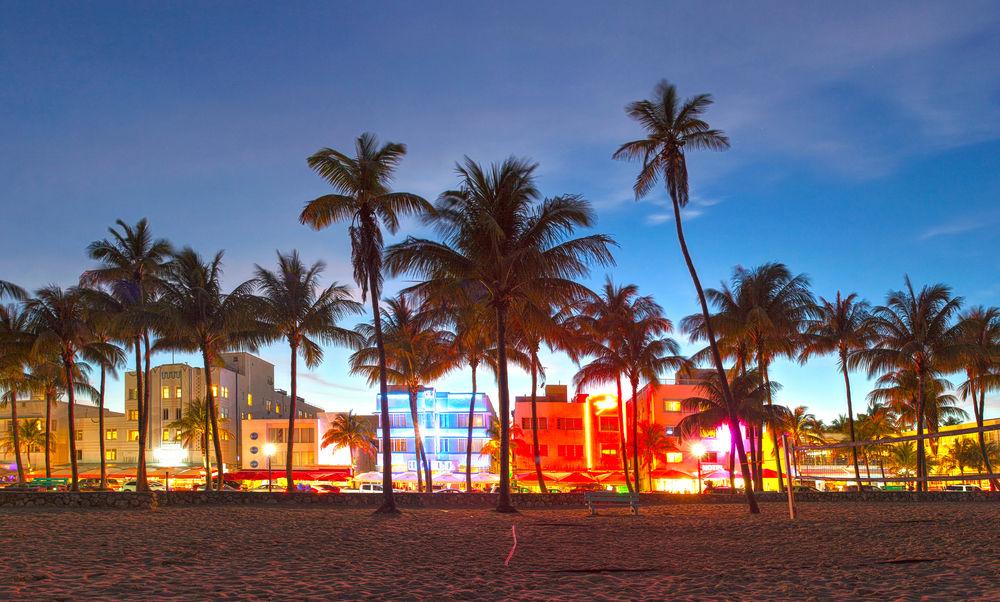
[919,218,989,240]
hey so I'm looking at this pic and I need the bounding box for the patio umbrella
[596,471,627,483]
[761,469,781,479]
[649,468,696,480]
[471,473,500,483]
[558,471,598,484]
[704,470,731,481]
[434,473,464,483]
[353,471,384,482]
[391,472,419,482]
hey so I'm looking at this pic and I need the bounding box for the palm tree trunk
[202,351,215,491]
[465,363,478,491]
[99,365,107,489]
[408,387,425,493]
[729,435,736,490]
[974,387,1000,490]
[530,356,547,493]
[495,302,515,512]
[63,356,79,492]
[916,369,926,492]
[10,394,24,484]
[616,376,633,493]
[370,281,397,513]
[44,392,52,478]
[841,357,864,493]
[631,379,641,492]
[286,343,298,493]
[756,425,764,491]
[671,197,758,513]
[204,350,225,490]
[134,337,146,490]
[762,365,784,493]
[746,428,756,491]
[142,332,153,489]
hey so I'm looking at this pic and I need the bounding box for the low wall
[1,490,998,509]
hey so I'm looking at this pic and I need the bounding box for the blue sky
[2,2,999,422]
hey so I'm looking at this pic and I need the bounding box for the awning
[558,471,598,484]
[649,468,696,480]
[229,469,351,481]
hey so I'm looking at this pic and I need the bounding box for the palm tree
[299,133,430,513]
[636,420,678,491]
[83,218,173,490]
[82,287,127,490]
[779,406,826,484]
[156,248,262,490]
[0,303,34,484]
[350,295,455,492]
[321,411,377,479]
[855,403,900,482]
[480,420,528,479]
[386,156,615,511]
[0,281,26,302]
[954,306,1000,489]
[1,418,48,471]
[253,251,363,492]
[801,292,876,491]
[25,286,111,491]
[615,80,758,514]
[167,397,232,474]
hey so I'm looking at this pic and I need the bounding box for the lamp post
[264,444,275,492]
[691,443,706,494]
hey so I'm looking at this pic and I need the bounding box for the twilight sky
[2,2,999,422]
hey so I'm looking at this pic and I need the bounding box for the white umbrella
[354,471,384,482]
[471,473,501,483]
[391,472,419,482]
[434,473,464,483]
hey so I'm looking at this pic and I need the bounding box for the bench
[584,491,641,515]
[30,478,69,491]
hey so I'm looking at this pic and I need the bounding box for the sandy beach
[1,501,999,601]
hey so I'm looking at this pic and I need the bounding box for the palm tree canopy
[321,411,377,459]
[614,79,731,205]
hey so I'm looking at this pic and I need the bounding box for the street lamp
[691,443,706,494]
[264,444,275,492]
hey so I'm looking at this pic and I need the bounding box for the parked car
[192,483,241,491]
[78,478,122,491]
[434,488,462,493]
[312,484,341,494]
[490,485,533,494]
[943,484,982,492]
[842,484,880,492]
[567,485,606,494]
[121,480,166,492]
[341,483,403,493]
[706,486,744,494]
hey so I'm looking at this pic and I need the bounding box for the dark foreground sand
[1,502,999,601]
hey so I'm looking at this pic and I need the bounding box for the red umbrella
[761,468,781,479]
[596,471,626,483]
[558,471,598,484]
[649,468,696,480]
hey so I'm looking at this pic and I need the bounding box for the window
[599,416,619,432]
[699,428,717,439]
[266,400,273,412]
[175,386,182,398]
[456,413,486,428]
[163,408,170,420]
[247,393,252,406]
[440,438,467,453]
[558,444,585,458]
[127,410,139,421]
[556,417,583,430]
[106,449,117,461]
[389,414,408,428]
[128,388,137,400]
[162,429,170,441]
[267,428,285,443]
[600,444,618,457]
[666,452,683,463]
[663,400,681,412]
[75,430,83,441]
[106,429,118,440]
[176,408,182,420]
[391,438,408,452]
[127,430,139,441]
[704,452,718,463]
[212,385,218,397]
[664,426,675,436]
[530,444,548,457]
[175,430,182,441]
[293,428,315,443]
[76,450,83,461]
[521,417,548,430]
[220,408,229,419]
[162,386,170,399]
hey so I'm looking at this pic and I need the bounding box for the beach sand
[1,501,998,601]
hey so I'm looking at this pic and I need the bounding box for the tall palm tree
[615,79,757,513]
[167,397,232,474]
[853,277,963,491]
[954,306,1000,489]
[800,292,876,491]
[350,294,455,492]
[321,411,377,479]
[636,420,678,491]
[779,405,826,483]
[253,250,363,492]
[0,303,34,484]
[300,133,430,513]
[83,218,173,490]
[868,368,966,448]
[386,157,615,511]
[156,248,262,490]
[82,287,127,490]
[25,286,110,491]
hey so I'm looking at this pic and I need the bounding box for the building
[240,412,370,474]
[374,386,495,474]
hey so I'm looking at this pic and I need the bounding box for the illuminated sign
[407,460,457,471]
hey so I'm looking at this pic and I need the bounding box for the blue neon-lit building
[374,386,495,474]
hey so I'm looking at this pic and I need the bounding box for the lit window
[175,430,182,441]
[391,439,408,452]
[127,410,139,421]
[666,452,683,463]
[664,400,681,412]
[267,400,273,412]
[175,387,182,398]
[220,408,229,419]
[162,429,170,441]
[106,429,118,440]
[106,449,117,461]
[600,445,618,457]
[247,393,252,406]
[162,386,170,399]
[75,430,83,441]
[699,428,716,439]
[212,385,218,397]
[127,430,139,441]
[664,426,675,436]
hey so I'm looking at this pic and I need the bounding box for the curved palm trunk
[631,379,640,492]
[761,365,784,493]
[203,349,224,490]
[44,391,52,478]
[10,394,24,484]
[63,356,79,492]
[840,355,864,492]
[286,343,298,492]
[671,197,759,513]
[530,358,547,493]
[142,332,153,490]
[495,303,515,512]
[201,353,214,491]
[371,282,397,513]
[616,376,634,493]
[465,363,478,491]
[134,337,147,490]
[407,387,425,493]
[99,365,107,489]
